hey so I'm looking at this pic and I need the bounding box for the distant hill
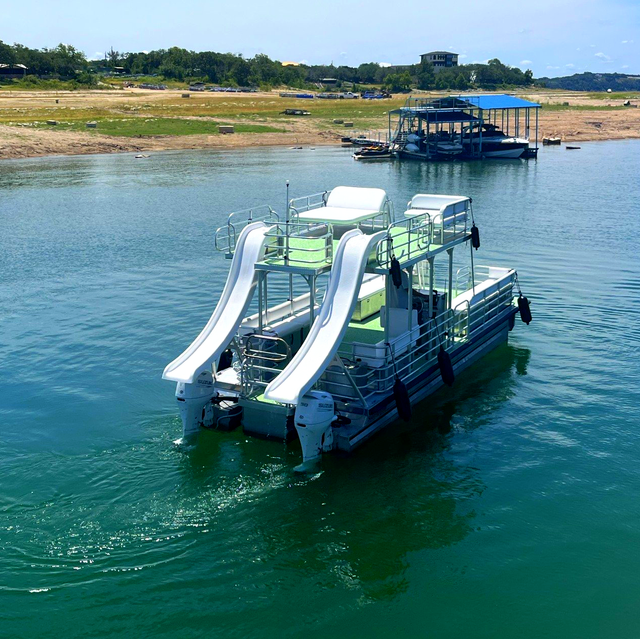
[536,72,640,92]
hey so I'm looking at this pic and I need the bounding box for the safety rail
[240,333,291,396]
[263,220,334,268]
[349,130,390,145]
[288,191,329,216]
[324,275,515,405]
[455,265,471,294]
[214,204,279,254]
[375,213,434,269]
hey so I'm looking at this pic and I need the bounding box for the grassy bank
[23,117,285,137]
[0,92,404,137]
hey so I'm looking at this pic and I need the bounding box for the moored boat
[353,144,392,160]
[163,186,532,469]
[463,123,529,158]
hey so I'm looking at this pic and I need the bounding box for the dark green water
[1,142,639,638]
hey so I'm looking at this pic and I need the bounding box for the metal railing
[263,220,334,267]
[288,191,329,216]
[375,213,434,269]
[323,275,515,405]
[240,333,291,396]
[214,204,279,254]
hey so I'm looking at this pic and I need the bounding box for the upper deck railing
[214,204,279,254]
[215,192,469,270]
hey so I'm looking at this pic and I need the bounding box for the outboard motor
[175,370,215,439]
[293,391,336,471]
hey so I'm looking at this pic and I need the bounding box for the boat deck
[344,313,383,345]
[256,226,469,275]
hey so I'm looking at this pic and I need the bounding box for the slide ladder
[163,222,272,384]
[264,229,386,405]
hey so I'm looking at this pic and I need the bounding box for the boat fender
[393,377,412,422]
[218,348,233,371]
[471,223,480,250]
[438,346,455,387]
[517,294,532,325]
[390,257,402,288]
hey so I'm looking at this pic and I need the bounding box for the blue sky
[2,0,639,77]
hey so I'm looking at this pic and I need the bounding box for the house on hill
[420,51,458,71]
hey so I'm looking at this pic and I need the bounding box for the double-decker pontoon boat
[163,186,532,470]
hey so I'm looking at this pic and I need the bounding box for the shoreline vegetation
[1,42,638,160]
[1,88,639,160]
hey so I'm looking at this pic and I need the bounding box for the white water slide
[264,229,386,406]
[163,222,272,385]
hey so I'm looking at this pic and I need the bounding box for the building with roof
[0,64,27,79]
[420,51,458,70]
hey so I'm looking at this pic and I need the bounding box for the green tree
[455,73,468,90]
[416,61,435,90]
[357,62,379,83]
[384,71,412,92]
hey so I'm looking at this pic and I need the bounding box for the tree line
[0,41,534,90]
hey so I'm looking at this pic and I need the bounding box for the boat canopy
[450,94,540,110]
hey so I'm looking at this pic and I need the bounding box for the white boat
[463,123,529,159]
[163,186,532,469]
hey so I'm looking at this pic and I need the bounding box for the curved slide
[163,222,272,384]
[264,229,386,406]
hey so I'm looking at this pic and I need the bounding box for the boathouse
[388,93,540,161]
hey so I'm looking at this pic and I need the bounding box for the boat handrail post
[469,235,476,294]
[257,270,264,334]
[447,247,454,309]
[407,266,414,332]
[332,355,367,406]
[428,257,435,318]
[285,181,290,267]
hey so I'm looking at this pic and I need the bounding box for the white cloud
[590,44,596,48]
[300,59,309,65]
[520,59,532,65]
[459,54,468,59]
[576,48,581,51]
[621,64,630,69]
[565,63,575,68]
[546,65,560,70]
[595,52,611,60]
[379,62,392,67]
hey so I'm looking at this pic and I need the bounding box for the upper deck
[214,187,473,275]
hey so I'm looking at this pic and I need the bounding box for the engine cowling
[294,391,336,470]
[175,370,215,439]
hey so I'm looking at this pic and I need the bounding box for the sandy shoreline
[1,88,639,160]
[0,123,342,160]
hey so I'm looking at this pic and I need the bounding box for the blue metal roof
[451,94,540,109]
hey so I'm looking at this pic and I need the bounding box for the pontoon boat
[163,186,532,469]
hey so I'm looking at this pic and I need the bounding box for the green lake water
[1,142,639,637]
